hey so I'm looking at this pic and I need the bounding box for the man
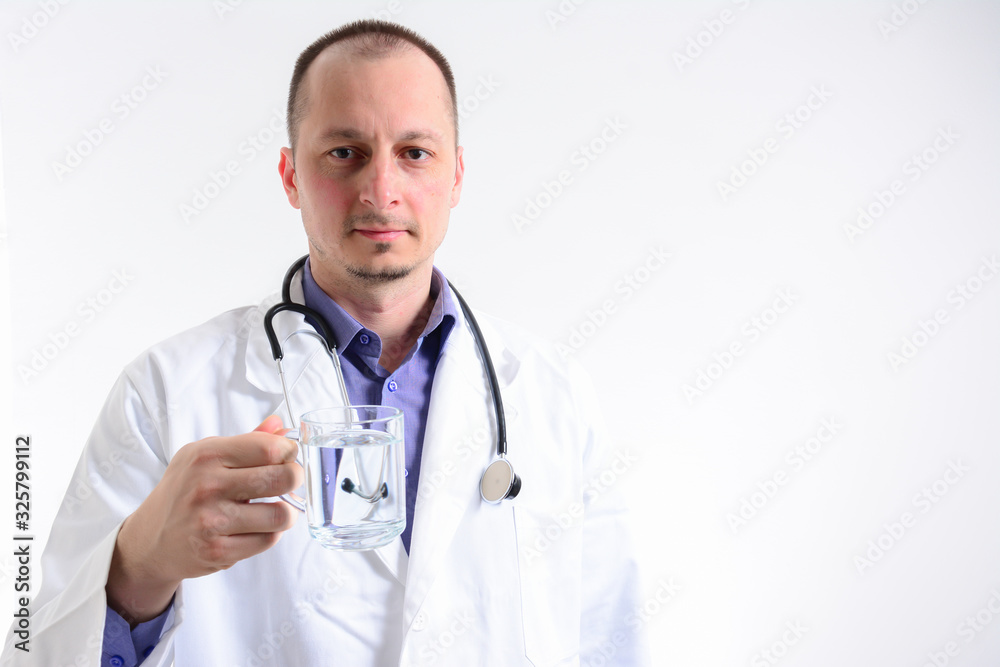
[3,20,647,666]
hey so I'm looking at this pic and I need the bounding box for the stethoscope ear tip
[342,477,390,504]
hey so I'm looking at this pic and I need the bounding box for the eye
[329,147,359,160]
[403,148,430,160]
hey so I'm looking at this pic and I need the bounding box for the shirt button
[110,657,125,667]
[359,333,370,345]
[412,611,428,631]
[387,379,398,392]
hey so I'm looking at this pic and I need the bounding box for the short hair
[286,20,458,154]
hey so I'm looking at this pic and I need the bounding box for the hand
[105,415,301,625]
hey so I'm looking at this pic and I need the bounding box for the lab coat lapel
[244,276,410,584]
[403,308,519,625]
[257,330,411,585]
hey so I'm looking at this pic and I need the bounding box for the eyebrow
[317,128,444,144]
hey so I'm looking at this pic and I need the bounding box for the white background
[2,1,1000,665]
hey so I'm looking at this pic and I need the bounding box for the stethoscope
[262,255,521,505]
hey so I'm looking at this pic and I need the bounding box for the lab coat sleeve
[571,360,652,666]
[0,372,182,667]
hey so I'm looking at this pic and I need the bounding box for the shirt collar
[301,257,457,358]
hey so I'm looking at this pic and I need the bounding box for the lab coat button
[412,611,428,631]
[387,379,398,392]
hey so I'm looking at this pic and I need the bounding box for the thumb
[254,415,285,434]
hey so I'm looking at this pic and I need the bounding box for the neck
[309,257,435,373]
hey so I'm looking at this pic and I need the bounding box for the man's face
[279,45,463,288]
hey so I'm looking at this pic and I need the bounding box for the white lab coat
[3,276,648,667]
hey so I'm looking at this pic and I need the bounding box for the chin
[345,263,415,284]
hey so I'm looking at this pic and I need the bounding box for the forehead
[299,44,454,141]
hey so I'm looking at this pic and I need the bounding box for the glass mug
[281,406,405,551]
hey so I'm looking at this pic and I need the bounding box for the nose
[358,152,400,211]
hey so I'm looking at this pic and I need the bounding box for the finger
[214,431,298,469]
[224,460,303,501]
[253,415,285,435]
[189,529,290,572]
[197,500,299,540]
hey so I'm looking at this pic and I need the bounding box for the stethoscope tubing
[263,256,508,463]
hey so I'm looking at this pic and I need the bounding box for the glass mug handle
[279,429,306,512]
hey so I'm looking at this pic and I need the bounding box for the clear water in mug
[302,430,405,550]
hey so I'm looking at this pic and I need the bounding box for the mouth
[354,229,407,242]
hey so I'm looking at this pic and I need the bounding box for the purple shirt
[101,262,456,666]
[301,258,456,552]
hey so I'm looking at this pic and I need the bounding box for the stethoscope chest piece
[480,458,521,504]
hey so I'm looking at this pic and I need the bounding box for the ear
[278,146,301,209]
[449,145,465,208]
